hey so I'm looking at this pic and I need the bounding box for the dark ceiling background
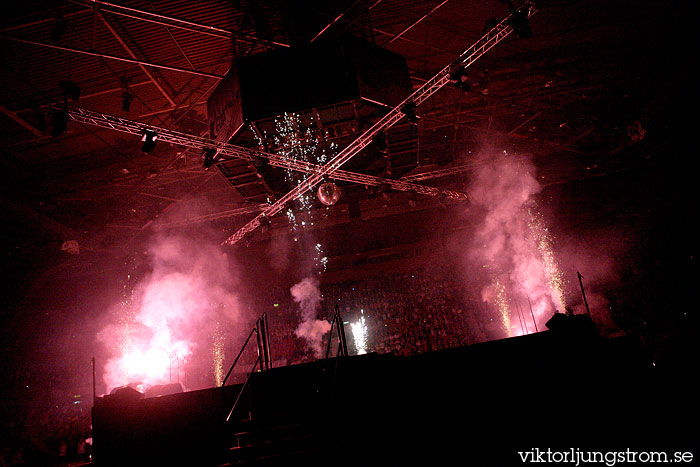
[0,0,694,321]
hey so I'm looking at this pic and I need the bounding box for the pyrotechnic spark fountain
[254,113,337,273]
[468,150,570,337]
[100,235,241,393]
[528,208,567,312]
[351,313,368,355]
[116,270,137,357]
[314,243,328,273]
[493,279,513,336]
[255,114,338,359]
[213,321,225,387]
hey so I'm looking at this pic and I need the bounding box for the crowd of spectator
[324,266,493,357]
[263,265,497,363]
[0,399,90,466]
[2,265,495,464]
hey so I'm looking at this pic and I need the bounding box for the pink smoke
[466,150,567,336]
[291,277,331,358]
[98,233,242,393]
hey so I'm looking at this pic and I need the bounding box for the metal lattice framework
[58,1,536,245]
[62,106,470,191]
[223,0,537,245]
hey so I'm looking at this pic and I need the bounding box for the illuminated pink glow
[467,151,568,337]
[102,273,200,390]
[99,234,242,393]
[291,277,331,358]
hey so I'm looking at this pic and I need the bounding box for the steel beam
[60,104,470,196]
[223,1,537,245]
[98,12,177,107]
[384,0,450,46]
[69,0,289,48]
[0,34,223,80]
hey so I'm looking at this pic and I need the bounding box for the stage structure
[60,106,470,201]
[57,1,535,243]
[206,33,414,203]
[223,0,538,245]
[90,313,683,467]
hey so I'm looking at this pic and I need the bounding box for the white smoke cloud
[291,276,331,358]
[465,150,566,336]
[98,232,243,393]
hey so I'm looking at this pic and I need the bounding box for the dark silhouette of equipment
[202,148,217,169]
[325,304,348,358]
[500,0,533,38]
[545,312,596,336]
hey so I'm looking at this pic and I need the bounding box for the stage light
[122,91,134,112]
[500,0,532,38]
[252,154,270,175]
[141,130,157,154]
[382,152,392,176]
[373,132,389,154]
[449,67,470,92]
[378,182,391,201]
[59,80,81,101]
[400,102,420,124]
[510,11,532,38]
[202,148,217,169]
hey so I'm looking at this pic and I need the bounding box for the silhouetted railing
[325,305,348,358]
[223,313,271,422]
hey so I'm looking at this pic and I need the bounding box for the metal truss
[62,106,469,193]
[399,165,473,183]
[153,203,270,228]
[68,0,290,49]
[222,0,537,245]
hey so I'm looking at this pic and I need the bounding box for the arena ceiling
[0,0,689,272]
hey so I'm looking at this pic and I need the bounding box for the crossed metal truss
[63,105,472,193]
[222,0,536,245]
[60,1,536,245]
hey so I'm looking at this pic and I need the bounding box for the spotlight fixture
[501,0,532,38]
[202,148,217,169]
[252,154,270,175]
[383,153,392,176]
[449,67,470,92]
[121,91,134,112]
[373,132,389,154]
[378,182,392,202]
[59,80,81,101]
[120,76,133,112]
[400,102,420,124]
[509,11,532,38]
[141,130,157,154]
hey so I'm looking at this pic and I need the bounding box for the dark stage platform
[91,322,697,466]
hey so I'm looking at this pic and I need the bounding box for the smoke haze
[98,217,244,392]
[462,149,567,336]
[291,276,330,358]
